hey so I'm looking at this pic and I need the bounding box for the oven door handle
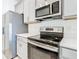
[28,40,58,52]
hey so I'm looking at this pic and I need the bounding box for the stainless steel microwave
[35,0,62,19]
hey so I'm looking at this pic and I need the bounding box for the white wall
[41,19,64,27]
[28,19,64,35]
[28,19,76,39]
[40,19,77,39]
[2,0,16,14]
[28,23,40,35]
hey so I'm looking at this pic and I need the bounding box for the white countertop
[16,33,77,50]
[16,33,40,38]
[60,37,77,50]
[16,33,31,38]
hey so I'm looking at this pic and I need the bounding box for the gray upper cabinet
[15,0,36,24]
[24,0,36,24]
[63,0,77,17]
[28,0,36,22]
[24,0,29,23]
[15,0,24,14]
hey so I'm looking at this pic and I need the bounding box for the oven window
[35,5,50,17]
[52,1,59,14]
[28,43,58,59]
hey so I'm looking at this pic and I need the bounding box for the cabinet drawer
[17,36,28,43]
[61,48,77,59]
[17,39,28,59]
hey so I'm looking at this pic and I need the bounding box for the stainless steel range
[28,26,64,59]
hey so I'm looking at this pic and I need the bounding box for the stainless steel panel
[36,5,50,17]
[28,43,58,59]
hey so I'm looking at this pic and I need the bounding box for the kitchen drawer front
[61,48,77,59]
[17,39,28,59]
[17,36,28,43]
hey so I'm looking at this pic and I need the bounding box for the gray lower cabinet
[24,0,36,24]
[60,47,77,59]
[17,36,28,59]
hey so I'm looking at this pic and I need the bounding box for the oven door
[35,4,50,17]
[28,43,58,59]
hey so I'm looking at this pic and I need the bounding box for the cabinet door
[15,0,24,14]
[60,48,77,59]
[24,0,29,23]
[35,0,46,8]
[63,0,77,16]
[17,37,28,59]
[28,0,36,22]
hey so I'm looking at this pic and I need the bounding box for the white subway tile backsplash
[28,23,40,35]
[28,18,76,39]
[40,19,64,27]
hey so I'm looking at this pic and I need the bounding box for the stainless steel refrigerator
[2,11,28,58]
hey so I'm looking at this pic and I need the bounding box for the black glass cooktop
[28,35,63,47]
